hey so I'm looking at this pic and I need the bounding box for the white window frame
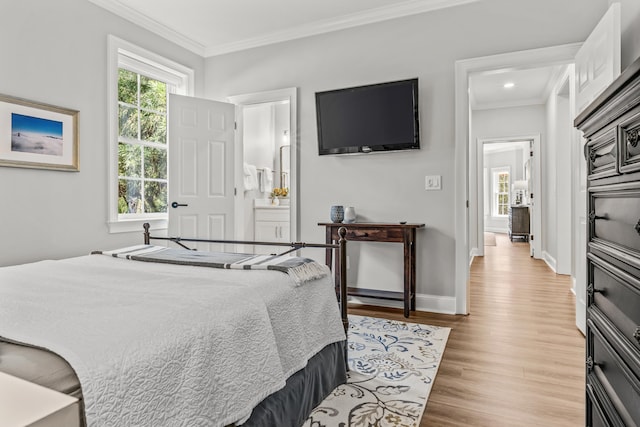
[107,35,194,233]
[491,166,510,218]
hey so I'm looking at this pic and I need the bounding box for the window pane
[118,69,137,104]
[144,146,167,179]
[140,76,166,112]
[144,181,167,213]
[118,179,142,214]
[141,111,166,143]
[119,105,138,138]
[118,143,142,177]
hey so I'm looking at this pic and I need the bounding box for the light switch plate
[425,175,441,190]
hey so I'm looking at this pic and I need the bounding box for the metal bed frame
[142,223,349,332]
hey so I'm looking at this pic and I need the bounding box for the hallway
[351,233,585,426]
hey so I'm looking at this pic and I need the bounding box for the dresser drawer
[587,375,626,427]
[590,189,640,257]
[587,314,640,427]
[588,127,618,180]
[344,228,389,241]
[619,109,640,174]
[589,254,640,353]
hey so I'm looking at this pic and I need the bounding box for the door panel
[574,3,621,116]
[574,3,621,335]
[180,139,198,196]
[168,94,235,250]
[207,215,225,252]
[208,141,226,196]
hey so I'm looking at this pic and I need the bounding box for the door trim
[454,43,581,314]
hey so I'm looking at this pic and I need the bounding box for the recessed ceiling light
[504,82,515,89]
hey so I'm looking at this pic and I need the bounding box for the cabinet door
[254,221,290,254]
[255,222,278,241]
[278,221,290,242]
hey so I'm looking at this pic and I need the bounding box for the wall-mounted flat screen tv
[315,78,420,155]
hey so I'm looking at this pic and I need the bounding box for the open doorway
[227,88,298,252]
[480,139,531,250]
[454,43,580,316]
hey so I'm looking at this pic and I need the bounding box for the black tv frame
[315,78,420,156]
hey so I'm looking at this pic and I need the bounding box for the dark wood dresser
[575,57,640,427]
[508,205,530,242]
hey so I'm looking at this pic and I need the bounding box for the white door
[573,3,620,334]
[168,94,236,252]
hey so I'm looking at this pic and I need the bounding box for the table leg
[403,229,411,318]
[410,230,416,311]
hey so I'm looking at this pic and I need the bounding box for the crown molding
[89,0,478,58]
[205,0,479,56]
[88,0,207,56]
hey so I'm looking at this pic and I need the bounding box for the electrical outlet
[425,175,441,190]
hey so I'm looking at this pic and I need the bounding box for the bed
[0,224,349,427]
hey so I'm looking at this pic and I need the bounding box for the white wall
[0,0,205,266]
[204,0,608,308]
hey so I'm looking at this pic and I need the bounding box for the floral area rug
[303,315,450,427]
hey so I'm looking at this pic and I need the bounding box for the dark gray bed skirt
[0,338,346,427]
[243,340,347,427]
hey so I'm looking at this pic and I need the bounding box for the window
[108,36,193,233]
[117,69,168,216]
[491,167,510,217]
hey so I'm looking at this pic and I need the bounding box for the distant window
[492,167,510,217]
[107,36,193,233]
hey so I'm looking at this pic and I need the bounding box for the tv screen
[315,78,419,155]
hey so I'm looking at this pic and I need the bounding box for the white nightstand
[0,372,80,427]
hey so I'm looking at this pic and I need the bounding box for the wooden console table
[318,222,425,318]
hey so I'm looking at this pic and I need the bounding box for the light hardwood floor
[349,233,585,426]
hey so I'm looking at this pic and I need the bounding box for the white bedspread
[0,254,346,426]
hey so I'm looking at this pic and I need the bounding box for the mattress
[0,339,347,427]
[0,339,81,398]
[0,251,346,426]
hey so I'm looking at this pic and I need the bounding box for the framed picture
[0,94,79,171]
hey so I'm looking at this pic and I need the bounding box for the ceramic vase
[343,207,356,223]
[330,205,344,223]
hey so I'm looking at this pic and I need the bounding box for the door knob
[171,202,188,208]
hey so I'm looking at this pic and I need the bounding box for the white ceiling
[470,65,566,110]
[89,0,564,109]
[89,0,478,57]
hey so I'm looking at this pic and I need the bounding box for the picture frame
[0,94,79,171]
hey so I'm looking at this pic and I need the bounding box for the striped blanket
[94,245,330,286]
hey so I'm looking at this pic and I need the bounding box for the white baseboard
[571,276,577,296]
[348,293,457,315]
[543,251,557,273]
[469,248,479,267]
